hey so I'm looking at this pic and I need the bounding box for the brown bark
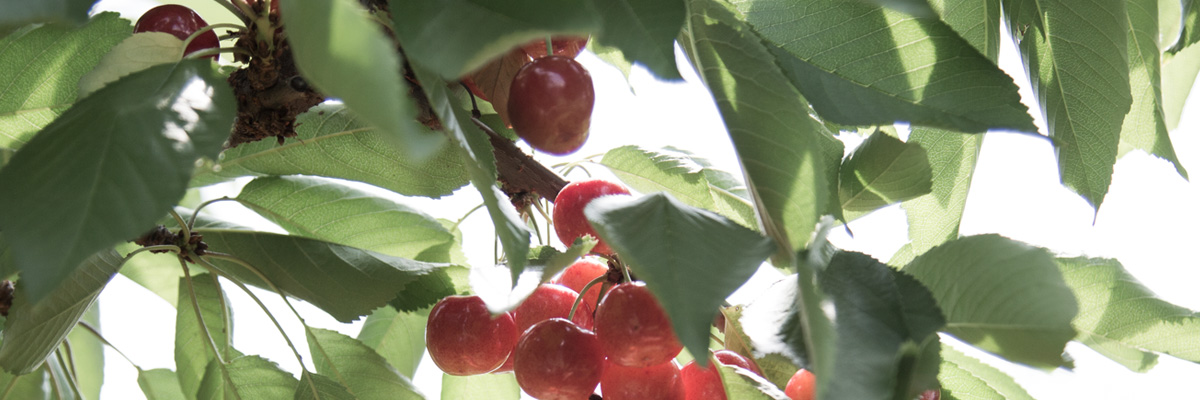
[471,117,569,203]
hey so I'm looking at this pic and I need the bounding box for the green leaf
[1169,0,1200,51]
[683,0,840,258]
[43,350,77,400]
[138,369,188,400]
[929,0,1002,59]
[600,145,756,228]
[856,0,937,17]
[896,129,983,263]
[584,192,775,366]
[390,0,600,79]
[196,355,297,400]
[236,176,457,261]
[441,373,521,400]
[815,251,945,400]
[67,305,103,400]
[1119,0,1187,179]
[118,242,186,307]
[406,61,531,283]
[1004,0,1132,210]
[1058,257,1200,372]
[903,235,1077,369]
[1163,42,1200,130]
[295,372,355,400]
[175,272,233,400]
[0,248,120,374]
[938,345,1034,400]
[357,306,428,379]
[192,103,469,198]
[727,0,1036,134]
[0,367,48,400]
[839,131,933,213]
[192,216,456,322]
[0,0,98,35]
[279,0,445,159]
[588,42,635,83]
[471,239,596,314]
[590,0,685,79]
[77,32,186,98]
[306,327,425,400]
[717,364,789,400]
[0,12,130,149]
[0,60,234,302]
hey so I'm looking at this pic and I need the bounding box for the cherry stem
[179,257,228,365]
[76,321,141,371]
[168,209,191,244]
[452,203,486,231]
[568,275,607,321]
[188,197,237,229]
[210,0,251,24]
[184,46,255,60]
[460,82,482,118]
[545,35,554,57]
[196,256,309,370]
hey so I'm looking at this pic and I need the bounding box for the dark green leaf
[683,0,840,258]
[839,131,933,212]
[856,0,937,17]
[600,145,756,228]
[236,176,457,261]
[904,235,1077,369]
[929,0,1002,59]
[1119,0,1187,179]
[585,192,775,365]
[939,345,1034,400]
[728,0,1036,134]
[717,364,789,400]
[279,0,445,159]
[357,306,428,379]
[0,249,120,374]
[0,12,129,149]
[175,272,233,400]
[295,372,355,400]
[1058,257,1200,372]
[77,32,187,98]
[441,373,520,400]
[590,0,685,79]
[0,0,98,34]
[390,0,600,79]
[192,103,469,198]
[1003,0,1131,210]
[0,367,48,399]
[0,60,234,301]
[1169,0,1200,51]
[306,327,424,400]
[138,369,188,400]
[196,355,297,399]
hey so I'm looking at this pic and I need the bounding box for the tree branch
[471,117,569,202]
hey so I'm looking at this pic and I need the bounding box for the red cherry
[507,55,594,155]
[491,311,520,374]
[553,179,632,255]
[784,368,816,400]
[513,318,605,400]
[917,389,940,400]
[521,36,590,59]
[601,360,685,400]
[556,259,608,309]
[133,5,219,60]
[514,284,595,333]
[595,282,683,367]
[425,296,518,375]
[681,360,726,400]
[714,350,761,376]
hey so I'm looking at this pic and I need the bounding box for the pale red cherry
[553,179,632,255]
[513,318,605,400]
[714,349,762,376]
[507,55,594,155]
[595,282,683,367]
[784,368,816,400]
[917,389,941,400]
[133,5,219,60]
[556,259,608,308]
[601,360,685,400]
[681,359,726,400]
[425,296,518,375]
[514,284,594,333]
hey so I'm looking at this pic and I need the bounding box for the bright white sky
[88,1,1200,399]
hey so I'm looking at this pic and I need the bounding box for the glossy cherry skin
[601,360,685,400]
[595,282,683,367]
[513,318,605,400]
[134,5,219,60]
[553,179,631,255]
[425,296,518,375]
[554,259,608,309]
[714,350,761,376]
[507,55,594,155]
[681,360,726,400]
[784,368,816,400]
[514,284,594,333]
[521,36,590,59]
[491,311,520,374]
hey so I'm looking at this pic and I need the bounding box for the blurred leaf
[295,372,355,400]
[838,131,932,212]
[1058,257,1200,372]
[196,355,297,399]
[0,60,233,302]
[0,12,129,149]
[466,49,529,126]
[1163,42,1200,130]
[236,176,457,261]
[588,42,635,83]
[0,0,97,32]
[1003,0,1131,210]
[471,238,595,314]
[0,249,120,375]
[175,272,232,400]
[585,193,775,366]
[307,328,424,400]
[590,0,685,79]
[391,0,600,79]
[441,373,521,400]
[192,103,469,198]
[717,364,789,399]
[43,351,76,400]
[1118,0,1187,179]
[854,0,937,17]
[118,242,186,307]
[67,305,103,399]
[939,345,1034,400]
[139,369,188,400]
[280,0,445,159]
[601,145,757,228]
[728,0,1035,134]
[904,235,1077,369]
[0,367,48,399]
[78,32,185,98]
[357,306,429,379]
